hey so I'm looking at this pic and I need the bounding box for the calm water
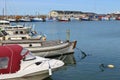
[12,21,120,80]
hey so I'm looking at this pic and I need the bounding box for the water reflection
[76,47,88,61]
[9,75,51,80]
[56,53,76,65]
[43,77,53,80]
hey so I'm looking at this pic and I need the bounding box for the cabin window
[15,31,18,34]
[20,31,23,34]
[0,57,9,69]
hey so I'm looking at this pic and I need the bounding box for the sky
[0,0,120,15]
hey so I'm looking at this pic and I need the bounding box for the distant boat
[0,20,46,40]
[101,17,109,21]
[0,44,64,79]
[116,17,120,20]
[109,17,116,21]
[19,17,31,22]
[31,17,43,22]
[70,17,79,21]
[57,17,70,22]
[80,17,90,21]
[7,18,16,22]
[45,17,56,22]
[0,20,10,27]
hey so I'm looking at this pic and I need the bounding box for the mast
[3,0,7,20]
[3,8,5,17]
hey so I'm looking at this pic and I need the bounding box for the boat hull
[0,56,64,80]
[9,71,50,80]
[1,40,77,57]
[30,41,76,57]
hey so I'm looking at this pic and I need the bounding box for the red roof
[0,44,23,74]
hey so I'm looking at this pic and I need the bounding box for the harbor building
[49,10,95,19]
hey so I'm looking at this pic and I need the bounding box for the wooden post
[66,29,70,41]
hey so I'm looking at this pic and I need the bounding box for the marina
[0,20,46,40]
[0,20,77,58]
[0,0,120,80]
[0,21,119,80]
[17,21,120,80]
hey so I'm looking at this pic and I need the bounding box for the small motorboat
[0,44,64,80]
[0,20,46,41]
[1,40,77,57]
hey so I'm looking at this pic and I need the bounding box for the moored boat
[0,20,46,40]
[1,40,77,57]
[0,20,10,27]
[19,18,31,22]
[31,17,43,22]
[57,17,70,22]
[0,44,64,80]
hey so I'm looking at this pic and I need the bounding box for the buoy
[107,64,115,68]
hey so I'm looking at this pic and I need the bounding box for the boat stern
[72,40,77,49]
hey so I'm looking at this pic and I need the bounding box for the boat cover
[0,45,23,74]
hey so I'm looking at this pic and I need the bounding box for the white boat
[1,40,77,57]
[7,18,16,22]
[31,17,43,22]
[45,17,57,22]
[0,44,64,80]
[19,17,31,22]
[0,20,46,40]
[0,26,46,40]
[58,17,70,22]
[0,20,10,27]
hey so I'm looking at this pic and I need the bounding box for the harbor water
[11,21,120,80]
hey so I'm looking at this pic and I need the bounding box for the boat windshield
[21,48,36,61]
[23,52,36,61]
